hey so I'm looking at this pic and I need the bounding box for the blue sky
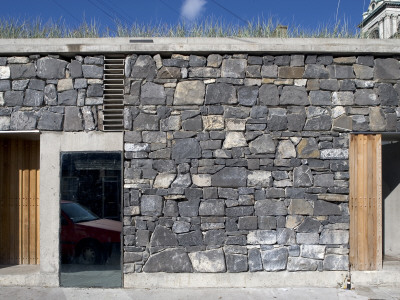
[2,0,368,32]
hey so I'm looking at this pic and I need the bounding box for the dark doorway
[59,152,122,288]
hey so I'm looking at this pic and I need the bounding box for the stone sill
[0,38,400,56]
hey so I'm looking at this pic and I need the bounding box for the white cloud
[181,0,206,21]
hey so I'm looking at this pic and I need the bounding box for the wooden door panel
[0,139,40,265]
[349,134,382,271]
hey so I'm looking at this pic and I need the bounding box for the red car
[61,201,122,264]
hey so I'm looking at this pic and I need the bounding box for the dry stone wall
[122,53,400,274]
[0,51,399,274]
[0,55,104,131]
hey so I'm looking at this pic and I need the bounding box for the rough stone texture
[211,167,247,188]
[174,81,205,105]
[37,57,67,79]
[189,249,226,273]
[141,195,163,216]
[221,59,247,78]
[249,134,275,154]
[248,230,277,245]
[172,138,201,160]
[287,257,318,271]
[206,83,237,104]
[280,86,309,105]
[323,254,349,271]
[261,248,289,271]
[143,248,193,273]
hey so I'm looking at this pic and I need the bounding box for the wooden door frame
[349,134,383,271]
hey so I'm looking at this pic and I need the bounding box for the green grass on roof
[0,17,362,39]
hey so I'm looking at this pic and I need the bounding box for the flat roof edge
[0,37,400,56]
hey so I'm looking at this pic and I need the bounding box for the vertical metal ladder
[103,56,125,131]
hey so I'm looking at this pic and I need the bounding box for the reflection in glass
[60,152,122,288]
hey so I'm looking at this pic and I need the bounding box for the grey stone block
[174,81,205,105]
[323,255,349,270]
[374,58,400,80]
[58,90,78,106]
[261,65,278,78]
[247,230,277,245]
[178,199,200,217]
[163,200,179,217]
[301,245,326,260]
[10,64,36,79]
[143,248,193,273]
[238,216,258,230]
[287,257,318,271]
[249,134,275,154]
[24,89,43,106]
[258,216,276,230]
[248,248,263,272]
[221,59,246,78]
[199,200,225,216]
[303,65,329,79]
[354,89,379,105]
[238,86,258,106]
[328,65,355,79]
[64,107,83,131]
[177,230,203,246]
[267,108,287,131]
[10,111,37,130]
[172,138,201,160]
[206,83,237,104]
[141,195,163,217]
[287,106,306,131]
[130,55,157,80]
[133,113,160,131]
[82,65,103,79]
[189,55,207,67]
[377,83,398,106]
[297,233,320,244]
[297,218,322,233]
[226,206,254,217]
[141,82,166,105]
[37,111,63,130]
[188,249,226,273]
[277,228,296,245]
[87,84,103,97]
[37,58,67,79]
[84,56,104,65]
[320,230,349,245]
[255,200,287,216]
[150,226,178,247]
[211,167,247,188]
[293,165,313,187]
[288,199,313,215]
[226,254,248,272]
[69,60,83,78]
[280,86,309,105]
[11,79,29,92]
[309,91,331,105]
[28,79,45,91]
[259,84,279,106]
[4,91,23,106]
[204,229,226,246]
[261,248,288,271]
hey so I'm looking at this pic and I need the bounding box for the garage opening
[0,136,40,266]
[59,152,122,288]
[382,136,400,262]
[350,133,400,271]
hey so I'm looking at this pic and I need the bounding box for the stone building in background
[360,0,400,38]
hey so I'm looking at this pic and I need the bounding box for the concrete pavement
[1,286,400,300]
